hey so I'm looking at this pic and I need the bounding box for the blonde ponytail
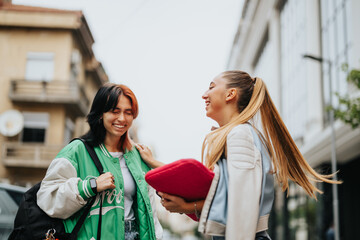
[259,86,339,198]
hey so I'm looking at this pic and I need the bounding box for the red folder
[145,158,214,221]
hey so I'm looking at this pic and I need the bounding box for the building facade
[0,0,108,186]
[228,0,360,239]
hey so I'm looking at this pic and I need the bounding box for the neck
[104,135,122,152]
[217,107,239,127]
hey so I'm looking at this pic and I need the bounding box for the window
[280,0,307,142]
[25,52,54,81]
[321,0,349,113]
[22,128,45,142]
[70,49,81,81]
[253,27,279,107]
[64,118,74,144]
[21,112,49,143]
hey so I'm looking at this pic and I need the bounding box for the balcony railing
[1,142,63,168]
[9,80,90,116]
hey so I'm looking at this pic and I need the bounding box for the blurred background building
[0,0,108,185]
[0,0,107,237]
[228,0,360,239]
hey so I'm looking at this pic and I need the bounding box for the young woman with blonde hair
[138,70,339,240]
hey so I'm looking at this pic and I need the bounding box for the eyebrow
[112,107,132,111]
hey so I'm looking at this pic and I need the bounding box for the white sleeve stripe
[82,180,87,198]
[83,179,91,198]
[85,179,92,198]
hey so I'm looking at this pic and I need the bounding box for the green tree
[330,64,360,129]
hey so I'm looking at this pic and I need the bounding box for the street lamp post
[303,54,340,240]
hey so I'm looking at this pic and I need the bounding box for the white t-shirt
[109,152,136,221]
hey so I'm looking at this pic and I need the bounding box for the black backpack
[9,138,104,240]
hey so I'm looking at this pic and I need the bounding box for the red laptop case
[145,158,214,221]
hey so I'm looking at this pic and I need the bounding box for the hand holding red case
[145,158,214,221]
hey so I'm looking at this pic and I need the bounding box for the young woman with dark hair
[137,71,340,240]
[37,83,163,240]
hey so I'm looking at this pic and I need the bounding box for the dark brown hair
[82,83,138,152]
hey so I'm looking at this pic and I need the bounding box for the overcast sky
[14,0,243,163]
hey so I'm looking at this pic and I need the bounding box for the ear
[225,88,237,102]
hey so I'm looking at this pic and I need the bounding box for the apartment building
[0,0,108,186]
[228,0,360,239]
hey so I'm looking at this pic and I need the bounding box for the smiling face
[202,74,229,123]
[102,94,134,141]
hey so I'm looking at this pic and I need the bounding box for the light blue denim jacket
[198,124,274,239]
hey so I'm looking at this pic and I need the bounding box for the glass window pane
[22,128,45,143]
[21,112,49,143]
[22,112,49,128]
[321,0,349,113]
[336,8,345,55]
[280,0,307,140]
[25,52,54,81]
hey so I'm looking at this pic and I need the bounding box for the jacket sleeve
[148,185,163,239]
[37,158,89,219]
[225,124,262,240]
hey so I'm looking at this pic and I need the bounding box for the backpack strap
[69,197,96,239]
[97,194,103,240]
[69,138,104,240]
[73,138,104,174]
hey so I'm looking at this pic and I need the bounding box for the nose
[202,90,208,100]
[117,112,125,122]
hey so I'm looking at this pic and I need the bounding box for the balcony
[9,80,90,116]
[1,142,63,168]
